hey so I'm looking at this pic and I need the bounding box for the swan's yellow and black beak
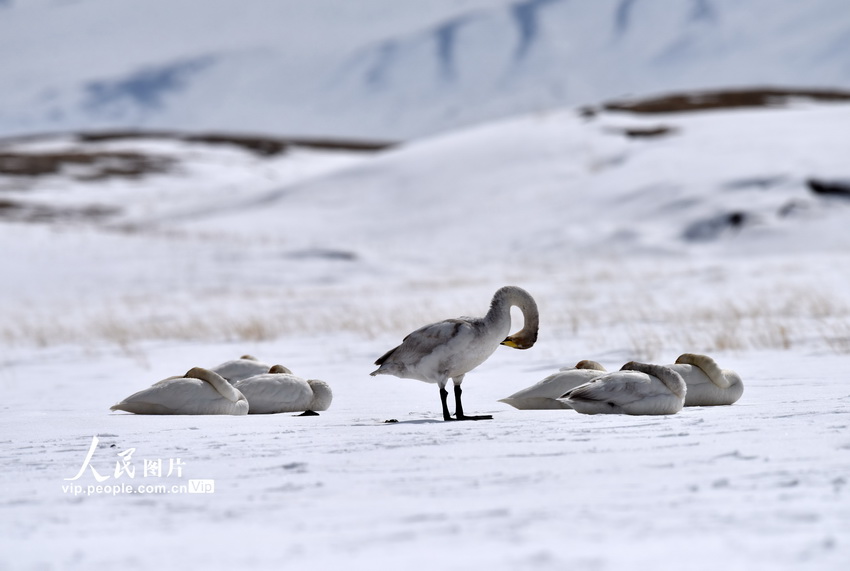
[501,330,538,350]
[501,336,532,349]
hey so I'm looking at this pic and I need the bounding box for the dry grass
[535,258,850,361]
[0,198,118,223]
[595,87,850,115]
[0,150,174,179]
[0,130,396,159]
[75,130,396,155]
[2,265,848,363]
[0,250,848,364]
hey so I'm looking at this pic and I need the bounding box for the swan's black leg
[439,387,453,421]
[453,384,492,421]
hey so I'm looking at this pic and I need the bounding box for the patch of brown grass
[594,87,850,114]
[75,130,397,156]
[0,150,173,180]
[0,198,117,223]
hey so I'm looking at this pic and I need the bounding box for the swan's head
[268,364,293,374]
[495,285,539,350]
[500,330,537,350]
[185,367,212,379]
[576,359,606,371]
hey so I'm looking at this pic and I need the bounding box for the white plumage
[667,353,744,406]
[110,367,249,415]
[499,360,606,410]
[234,365,333,415]
[507,353,743,410]
[561,361,686,415]
[210,354,290,384]
[370,285,540,421]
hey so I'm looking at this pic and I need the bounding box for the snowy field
[2,97,850,569]
[3,344,849,570]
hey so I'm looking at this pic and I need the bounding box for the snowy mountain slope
[2,0,849,139]
[2,97,849,357]
[164,99,850,264]
[328,0,850,137]
[6,96,849,270]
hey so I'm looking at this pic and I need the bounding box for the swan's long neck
[488,286,539,349]
[621,362,686,399]
[186,367,246,403]
[675,353,736,389]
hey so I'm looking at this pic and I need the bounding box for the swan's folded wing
[111,378,218,414]
[500,396,574,410]
[503,369,605,403]
[563,373,654,407]
[150,375,184,387]
[235,375,312,413]
[375,318,476,368]
[111,377,195,414]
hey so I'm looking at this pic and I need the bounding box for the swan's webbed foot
[439,385,493,421]
[296,410,320,416]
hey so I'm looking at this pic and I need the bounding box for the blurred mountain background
[2,0,849,141]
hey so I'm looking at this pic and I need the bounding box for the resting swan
[210,355,292,383]
[499,360,606,410]
[234,365,333,415]
[370,285,539,421]
[667,353,744,406]
[560,361,686,415]
[110,367,249,415]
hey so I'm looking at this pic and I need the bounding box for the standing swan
[110,367,249,415]
[667,353,744,406]
[370,285,539,421]
[561,362,686,415]
[499,360,607,410]
[234,365,333,415]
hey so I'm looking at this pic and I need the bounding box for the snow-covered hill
[2,95,849,354]
[2,0,850,139]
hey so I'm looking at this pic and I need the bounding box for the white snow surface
[2,100,850,569]
[1,0,850,139]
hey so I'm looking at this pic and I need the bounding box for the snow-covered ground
[2,97,850,569]
[3,343,849,570]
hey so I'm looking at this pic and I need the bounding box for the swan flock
[501,352,744,414]
[111,360,332,416]
[110,285,743,419]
